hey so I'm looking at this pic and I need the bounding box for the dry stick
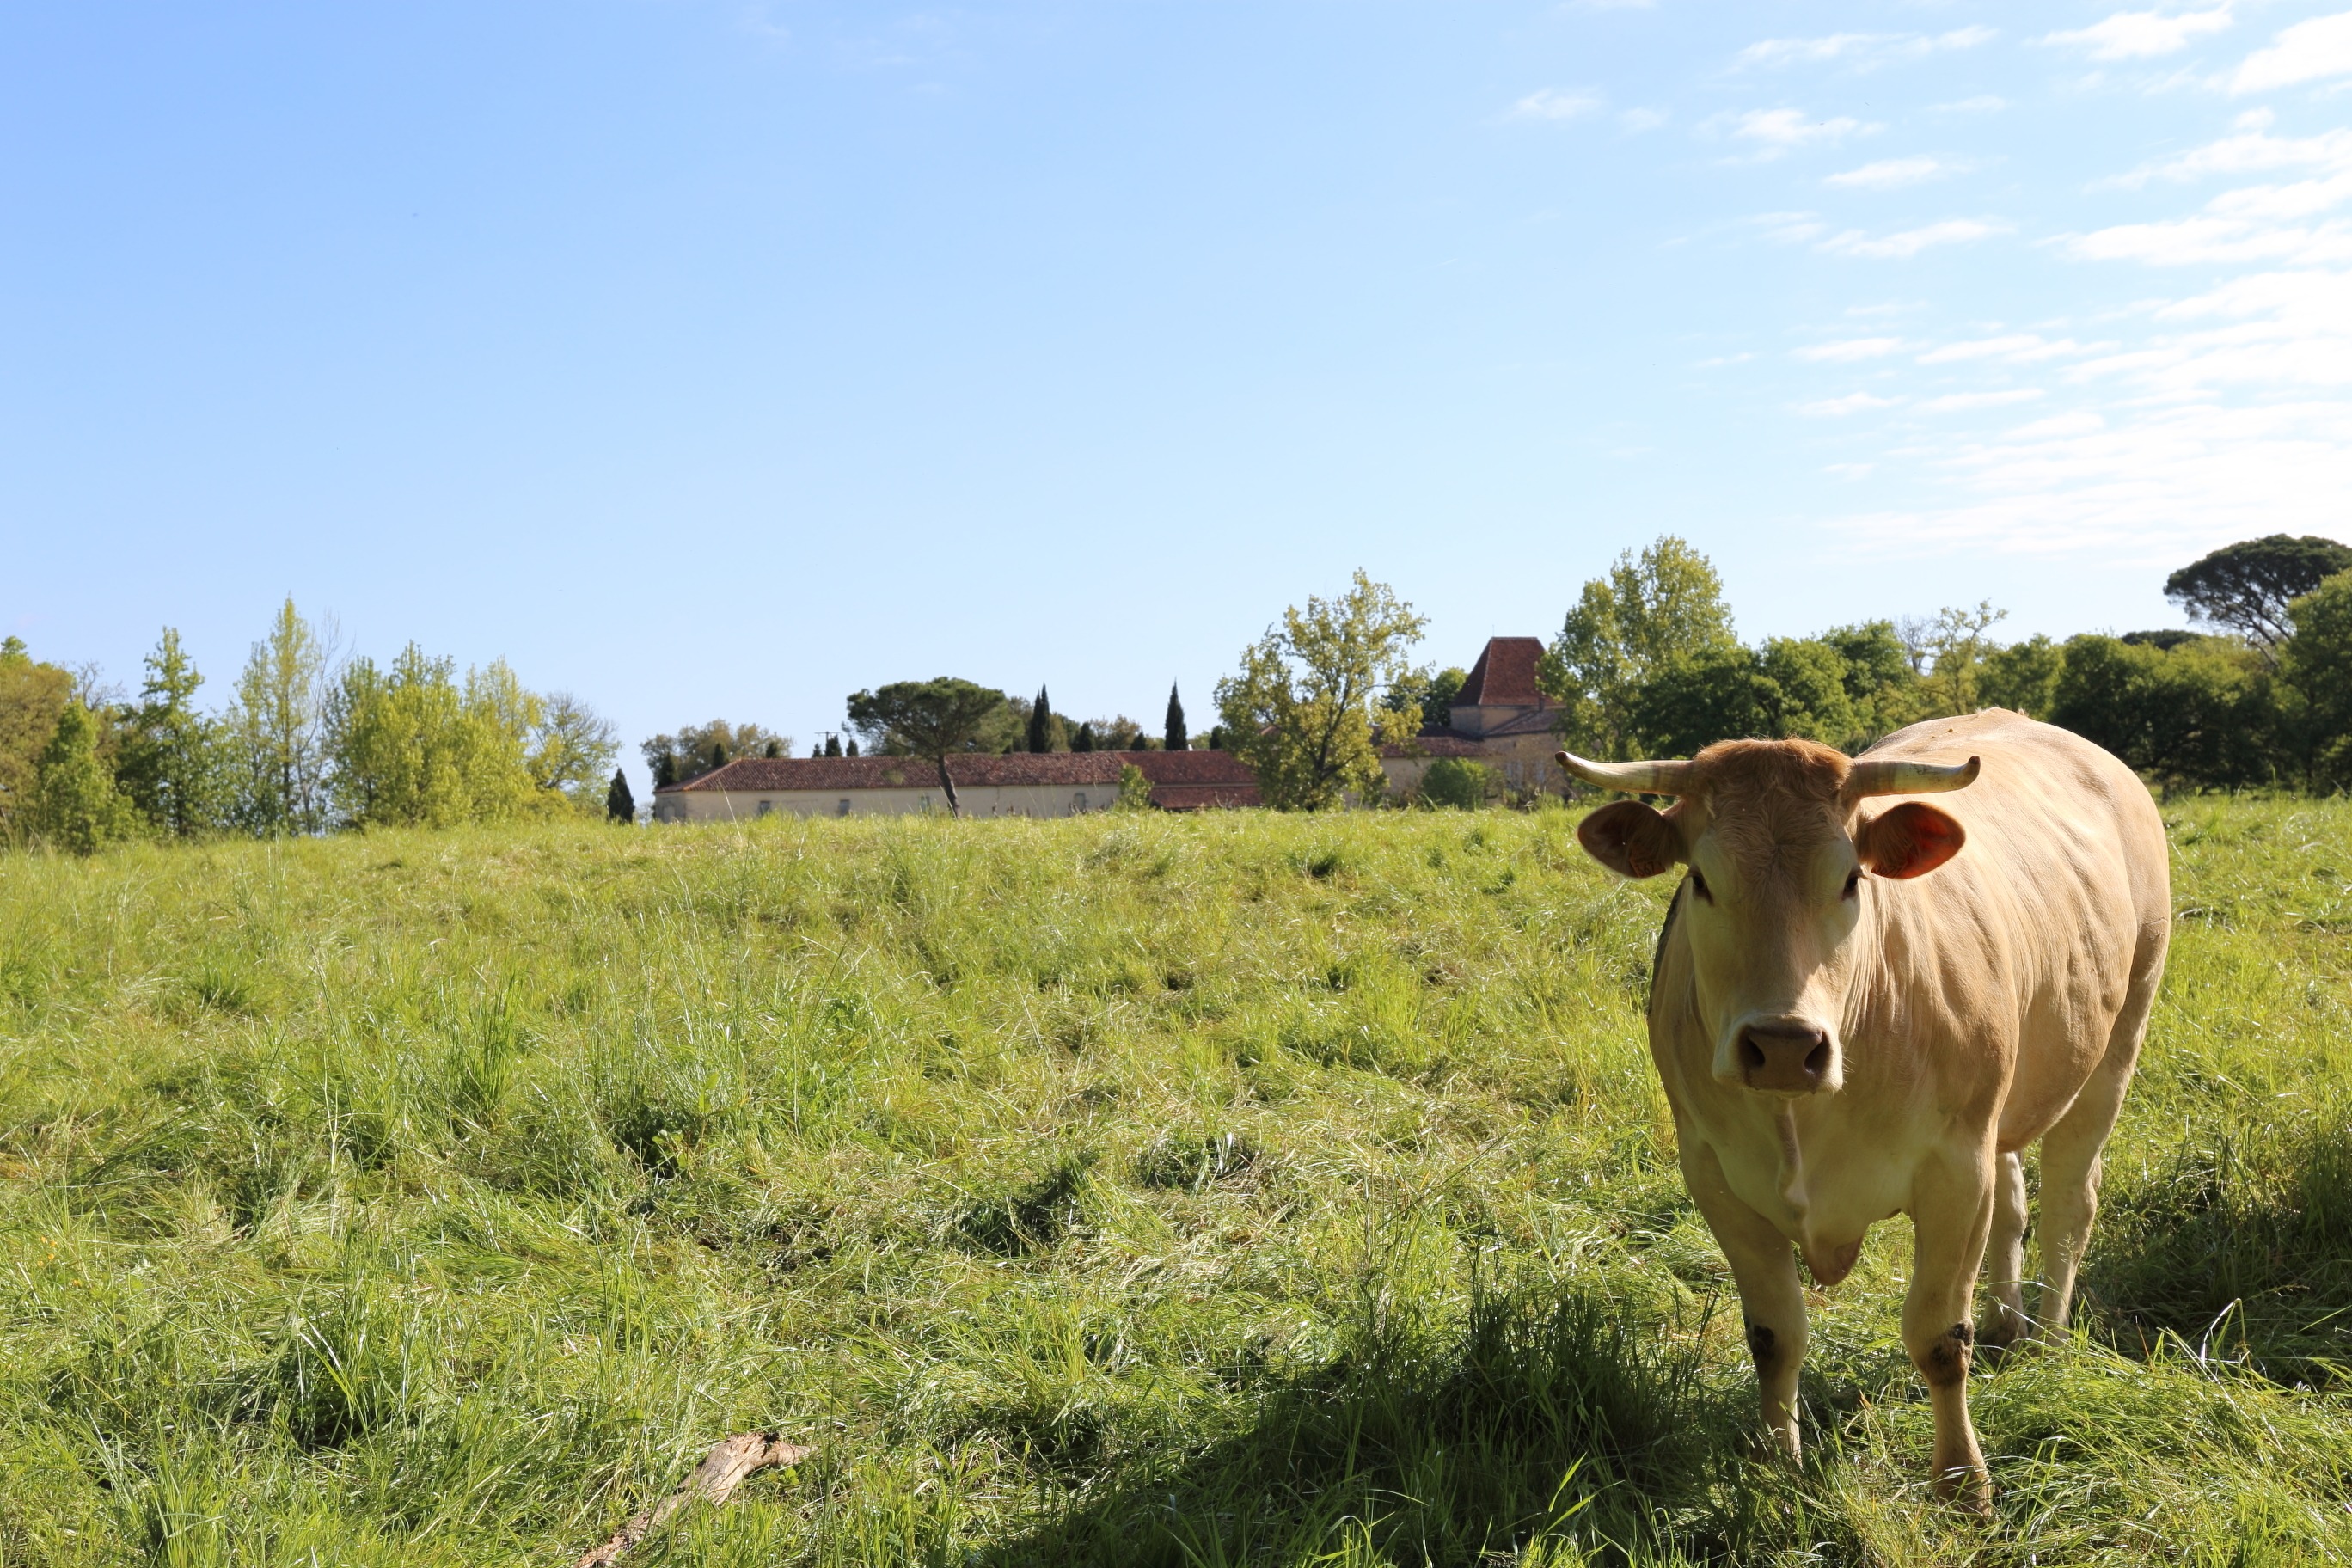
[572,1432,812,1568]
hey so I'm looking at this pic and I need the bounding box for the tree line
[1204,534,2352,810]
[0,599,621,853]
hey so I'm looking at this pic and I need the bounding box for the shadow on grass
[2086,1118,2352,1387]
[966,1274,1815,1568]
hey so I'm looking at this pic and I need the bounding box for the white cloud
[1798,392,1902,416]
[1796,336,1908,361]
[1698,352,1757,367]
[1826,156,1961,190]
[2110,117,2352,186]
[2232,10,2352,94]
[1933,95,2008,113]
[1917,334,2098,364]
[2068,214,2352,266]
[1735,28,1996,70]
[1919,389,2048,412]
[1619,107,1669,133]
[1511,88,1603,121]
[2039,6,2233,62]
[1826,462,1877,479]
[1724,108,1876,158]
[1819,218,2012,259]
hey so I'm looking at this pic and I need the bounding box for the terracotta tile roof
[1453,637,1553,708]
[658,749,1265,804]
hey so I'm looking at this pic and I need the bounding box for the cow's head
[1559,740,1978,1098]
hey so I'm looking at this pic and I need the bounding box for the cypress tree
[1073,721,1096,753]
[1164,683,1188,750]
[605,769,635,824]
[652,751,678,788]
[846,738,859,756]
[764,739,782,758]
[707,740,728,773]
[824,734,842,756]
[1026,685,1053,752]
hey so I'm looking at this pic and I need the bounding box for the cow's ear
[1577,800,1682,879]
[1856,802,1966,879]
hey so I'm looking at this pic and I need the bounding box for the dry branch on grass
[571,1433,811,1566]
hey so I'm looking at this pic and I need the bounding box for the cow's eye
[1688,871,1712,903]
[1842,868,1862,900]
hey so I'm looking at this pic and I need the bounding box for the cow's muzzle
[1733,1019,1838,1096]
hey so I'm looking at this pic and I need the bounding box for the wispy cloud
[1819,218,2012,259]
[1932,95,2008,113]
[1919,389,2047,413]
[2109,112,2352,187]
[1718,108,1877,159]
[2038,6,2233,62]
[1796,336,1909,361]
[2232,10,2352,94]
[1510,88,1603,121]
[1798,392,1902,416]
[2067,215,2352,266]
[1826,156,1964,190]
[1735,28,1996,70]
[1917,334,2099,364]
[1619,107,1669,133]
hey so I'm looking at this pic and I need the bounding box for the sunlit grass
[1,797,2347,1565]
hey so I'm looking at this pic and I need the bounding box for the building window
[1071,792,1087,812]
[756,799,774,818]
[836,799,851,817]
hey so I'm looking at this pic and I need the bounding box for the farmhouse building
[650,637,1570,821]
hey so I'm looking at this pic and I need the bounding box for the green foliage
[1386,665,1467,732]
[114,628,228,836]
[327,646,551,829]
[0,803,2345,1564]
[847,677,1008,815]
[604,768,635,824]
[1216,570,1428,810]
[29,701,139,853]
[227,596,334,836]
[1163,683,1188,751]
[1542,537,1737,758]
[1418,755,1492,809]
[640,720,791,788]
[2049,634,2281,791]
[2280,570,2352,790]
[525,692,620,812]
[0,636,74,842]
[1821,619,1922,739]
[1980,633,2064,720]
[1115,763,1154,812]
[2165,533,2352,651]
[1026,686,1056,753]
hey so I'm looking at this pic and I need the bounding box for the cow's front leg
[1681,1137,1807,1459]
[1907,1142,1997,1515]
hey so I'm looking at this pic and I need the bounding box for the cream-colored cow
[1559,710,2169,1510]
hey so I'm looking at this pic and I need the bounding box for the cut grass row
[0,798,2347,1564]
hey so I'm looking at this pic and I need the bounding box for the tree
[527,691,619,812]
[32,701,138,853]
[1116,763,1155,811]
[1920,601,2007,715]
[1981,634,2063,720]
[1625,638,1856,759]
[1164,683,1189,750]
[846,738,859,757]
[2049,634,2278,792]
[1420,756,1492,810]
[1542,537,1738,759]
[606,769,636,824]
[707,740,728,773]
[845,678,1008,816]
[1072,721,1096,753]
[227,597,335,835]
[1027,685,1055,753]
[1821,621,1920,742]
[114,628,225,836]
[763,739,781,758]
[639,721,790,787]
[1216,571,1428,811]
[2279,570,2352,790]
[0,636,75,842]
[327,646,546,828]
[2166,535,2352,654]
[824,734,842,757]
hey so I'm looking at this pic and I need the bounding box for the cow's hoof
[1932,1465,1994,1520]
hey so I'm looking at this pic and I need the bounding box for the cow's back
[1857,709,2169,1142]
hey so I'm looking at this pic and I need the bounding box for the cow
[1557,709,2169,1512]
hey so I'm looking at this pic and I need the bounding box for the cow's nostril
[1804,1040,1830,1076]
[1739,1035,1767,1070]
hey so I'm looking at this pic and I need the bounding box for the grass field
[1,797,2348,1565]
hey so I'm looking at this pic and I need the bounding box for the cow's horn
[1842,755,1981,799]
[1555,751,1694,796]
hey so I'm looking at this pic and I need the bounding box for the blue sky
[6,2,2350,783]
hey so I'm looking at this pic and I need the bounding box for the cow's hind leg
[1981,1149,2030,1353]
[1680,1138,1807,1459]
[2036,930,2160,1333]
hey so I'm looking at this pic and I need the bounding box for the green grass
[0,798,2348,1565]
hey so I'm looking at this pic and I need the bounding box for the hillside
[2,802,2348,1565]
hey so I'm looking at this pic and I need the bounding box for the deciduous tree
[1216,571,1427,811]
[0,637,74,842]
[1542,538,1737,759]
[32,701,138,853]
[116,628,225,836]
